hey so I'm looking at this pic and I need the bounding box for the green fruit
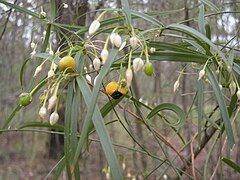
[144,62,154,76]
[19,93,32,106]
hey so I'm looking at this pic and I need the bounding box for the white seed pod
[163,174,168,180]
[132,58,144,73]
[89,64,93,70]
[39,106,47,120]
[30,42,36,49]
[88,20,100,35]
[229,81,237,95]
[63,3,68,8]
[150,47,156,53]
[122,162,126,170]
[48,69,55,78]
[219,84,223,91]
[40,11,46,18]
[129,36,138,48]
[110,33,116,44]
[125,69,133,87]
[113,34,122,48]
[101,49,109,64]
[237,90,240,100]
[119,41,126,51]
[86,74,92,84]
[34,65,42,77]
[173,80,180,93]
[93,57,101,71]
[50,111,59,125]
[94,75,99,86]
[48,95,57,110]
[198,69,205,80]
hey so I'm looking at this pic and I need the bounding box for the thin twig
[0,0,17,41]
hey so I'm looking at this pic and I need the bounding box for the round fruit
[105,81,128,99]
[19,93,32,106]
[106,81,119,96]
[144,62,154,76]
[58,56,76,72]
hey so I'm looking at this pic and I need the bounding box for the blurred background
[0,0,239,179]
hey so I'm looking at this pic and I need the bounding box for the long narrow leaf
[197,80,204,146]
[76,76,123,179]
[147,103,186,129]
[206,67,235,147]
[222,157,240,173]
[121,0,131,25]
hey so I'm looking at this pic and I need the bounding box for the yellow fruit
[106,81,119,96]
[58,56,76,72]
[105,81,128,99]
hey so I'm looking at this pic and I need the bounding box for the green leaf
[145,51,208,63]
[233,62,240,75]
[17,121,64,132]
[50,0,56,22]
[206,67,235,147]
[132,10,163,27]
[20,58,30,87]
[53,156,66,180]
[121,0,131,25]
[200,0,219,12]
[73,49,123,179]
[197,80,204,145]
[148,41,202,54]
[198,4,206,35]
[101,97,123,117]
[64,82,74,180]
[147,103,186,129]
[167,24,228,64]
[1,104,21,131]
[0,0,41,19]
[41,24,51,53]
[222,157,240,173]
[76,77,123,179]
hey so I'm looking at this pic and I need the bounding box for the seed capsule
[173,80,180,93]
[125,69,133,87]
[130,36,138,48]
[86,74,92,84]
[89,20,100,35]
[119,41,126,51]
[144,62,154,76]
[237,90,240,100]
[229,81,237,95]
[50,111,59,125]
[93,57,101,70]
[110,33,116,44]
[101,49,109,64]
[19,93,32,106]
[198,69,205,80]
[113,34,122,48]
[39,106,47,120]
[48,70,55,78]
[132,58,144,73]
[48,95,57,110]
[34,65,42,77]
